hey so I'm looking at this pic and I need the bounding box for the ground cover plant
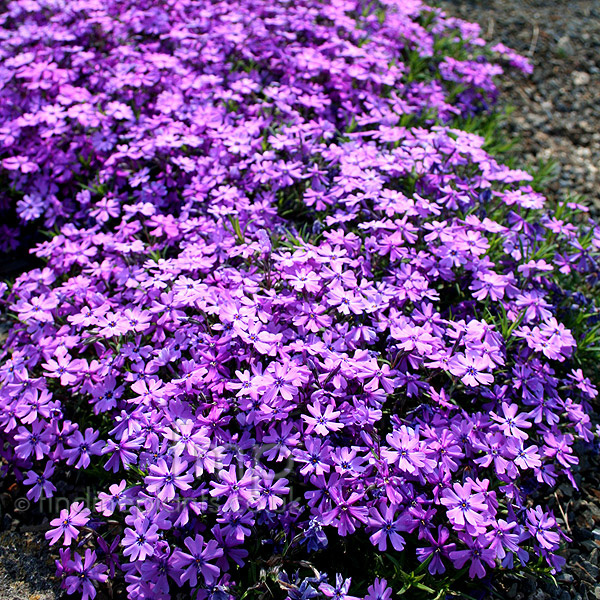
[0,0,599,599]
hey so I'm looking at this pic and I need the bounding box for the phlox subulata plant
[0,0,599,599]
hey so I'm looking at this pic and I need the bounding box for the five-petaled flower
[46,501,91,546]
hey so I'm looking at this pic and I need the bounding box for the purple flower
[486,519,521,560]
[320,574,359,600]
[23,461,57,502]
[543,432,578,469]
[525,506,561,550]
[14,295,57,323]
[262,422,300,462]
[209,465,258,512]
[64,549,108,600]
[440,480,489,534]
[145,456,194,502]
[257,361,307,404]
[256,472,290,511]
[42,349,84,386]
[449,353,494,387]
[14,420,53,460]
[449,535,496,578]
[367,504,410,551]
[416,526,456,575]
[301,518,329,552]
[509,440,541,470]
[96,534,121,579]
[382,429,428,475]
[64,427,104,469]
[295,437,332,477]
[302,402,343,436]
[45,501,90,546]
[102,433,143,472]
[96,480,131,516]
[364,578,392,600]
[172,534,223,586]
[122,518,160,562]
[322,489,369,537]
[490,402,531,440]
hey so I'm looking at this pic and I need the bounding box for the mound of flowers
[0,0,599,599]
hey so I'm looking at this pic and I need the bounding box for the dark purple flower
[24,461,57,502]
[449,535,497,578]
[416,526,456,575]
[64,549,108,600]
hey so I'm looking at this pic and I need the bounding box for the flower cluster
[0,0,599,599]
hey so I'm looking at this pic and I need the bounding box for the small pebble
[573,71,591,86]
[581,559,599,579]
[557,35,576,55]
[582,540,599,552]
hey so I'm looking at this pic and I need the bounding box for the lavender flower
[45,501,91,546]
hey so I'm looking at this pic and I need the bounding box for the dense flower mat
[1,0,599,598]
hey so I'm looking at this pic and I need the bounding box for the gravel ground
[0,527,59,600]
[1,1,599,599]
[441,0,600,214]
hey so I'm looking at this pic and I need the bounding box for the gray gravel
[441,0,600,213]
[0,519,60,600]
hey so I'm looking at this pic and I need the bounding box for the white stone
[573,71,591,86]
